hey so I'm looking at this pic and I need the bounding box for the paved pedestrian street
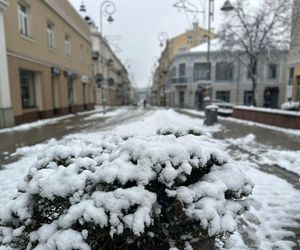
[0,107,299,249]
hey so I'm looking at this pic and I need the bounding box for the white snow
[234,105,300,117]
[181,108,300,137]
[281,101,299,111]
[190,38,223,53]
[0,114,74,134]
[0,109,299,249]
[225,133,300,176]
[83,107,130,121]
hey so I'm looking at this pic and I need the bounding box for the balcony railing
[171,77,188,84]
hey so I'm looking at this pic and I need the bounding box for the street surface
[0,107,299,249]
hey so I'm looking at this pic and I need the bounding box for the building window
[268,64,277,79]
[20,69,36,108]
[216,91,230,103]
[18,3,29,36]
[290,67,295,79]
[179,63,186,77]
[65,35,71,56]
[216,62,233,81]
[187,36,193,45]
[178,63,187,83]
[193,63,210,81]
[47,22,55,48]
[244,91,254,106]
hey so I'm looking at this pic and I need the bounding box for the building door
[244,91,254,106]
[179,91,185,108]
[264,87,279,108]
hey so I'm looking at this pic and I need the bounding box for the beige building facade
[88,21,131,106]
[1,0,94,127]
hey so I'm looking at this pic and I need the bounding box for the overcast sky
[69,0,234,88]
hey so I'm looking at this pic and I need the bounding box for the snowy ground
[0,108,299,249]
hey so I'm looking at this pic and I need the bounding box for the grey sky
[69,0,234,88]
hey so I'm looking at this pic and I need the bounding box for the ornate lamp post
[221,0,234,12]
[158,32,169,48]
[99,1,116,113]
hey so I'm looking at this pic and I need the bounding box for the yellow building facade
[2,0,94,126]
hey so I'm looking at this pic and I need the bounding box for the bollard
[204,104,218,126]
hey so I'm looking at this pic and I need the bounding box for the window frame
[187,35,193,45]
[244,91,254,106]
[216,62,234,82]
[18,2,29,36]
[268,64,277,80]
[216,91,231,103]
[47,21,55,49]
[193,62,210,81]
[20,69,36,109]
[65,34,71,56]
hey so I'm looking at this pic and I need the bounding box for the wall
[167,50,287,109]
[3,0,94,125]
[4,0,92,77]
[233,106,300,129]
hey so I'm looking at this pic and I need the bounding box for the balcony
[171,77,188,86]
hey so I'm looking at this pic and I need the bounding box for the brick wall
[232,107,300,129]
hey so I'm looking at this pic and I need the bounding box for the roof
[190,38,223,53]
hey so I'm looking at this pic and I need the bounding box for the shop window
[216,91,230,103]
[20,69,36,108]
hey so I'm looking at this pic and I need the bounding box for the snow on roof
[190,38,223,53]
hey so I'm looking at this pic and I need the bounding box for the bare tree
[220,0,293,106]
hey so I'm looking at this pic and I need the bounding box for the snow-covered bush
[0,129,253,250]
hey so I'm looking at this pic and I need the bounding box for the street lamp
[158,32,169,48]
[99,1,116,113]
[221,0,234,12]
[100,1,116,33]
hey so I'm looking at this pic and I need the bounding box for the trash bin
[204,104,218,126]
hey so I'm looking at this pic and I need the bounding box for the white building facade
[166,41,288,109]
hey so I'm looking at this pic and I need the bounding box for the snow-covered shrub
[0,129,253,250]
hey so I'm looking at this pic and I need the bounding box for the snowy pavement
[0,106,133,165]
[0,108,300,249]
